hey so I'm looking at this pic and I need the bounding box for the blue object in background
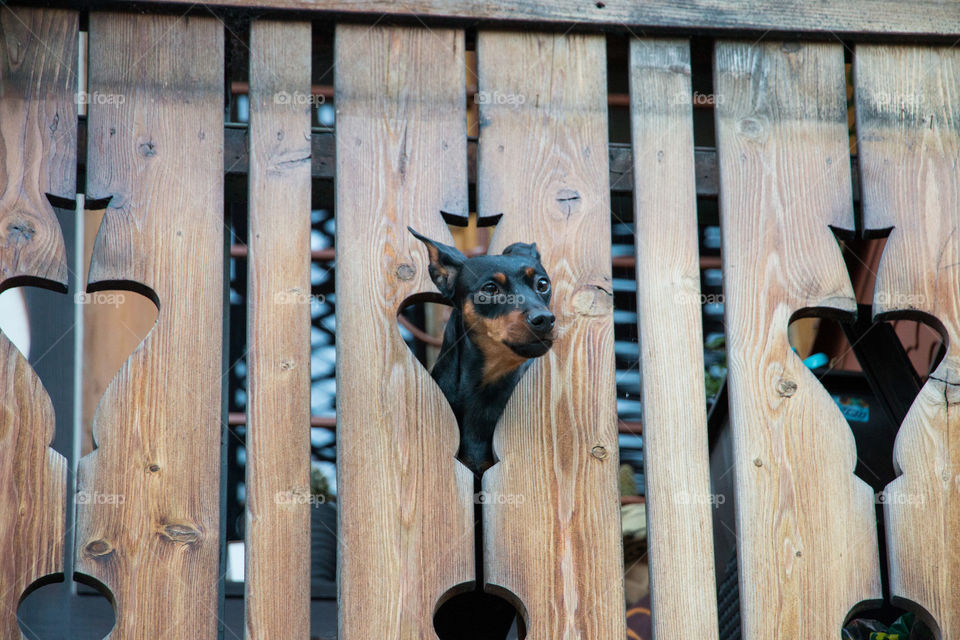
[802,352,829,369]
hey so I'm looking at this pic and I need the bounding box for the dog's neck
[430,306,530,474]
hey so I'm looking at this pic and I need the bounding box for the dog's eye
[536,278,550,293]
[481,283,499,296]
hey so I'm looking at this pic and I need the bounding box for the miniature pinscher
[411,227,554,639]
[409,227,556,476]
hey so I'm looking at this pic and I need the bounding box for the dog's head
[409,227,555,360]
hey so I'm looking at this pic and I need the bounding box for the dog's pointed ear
[502,241,540,261]
[409,227,466,300]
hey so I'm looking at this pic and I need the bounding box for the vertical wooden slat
[244,19,312,640]
[856,45,960,639]
[476,31,625,637]
[334,25,474,639]
[0,7,75,635]
[629,38,720,638]
[0,6,75,287]
[76,13,223,638]
[714,41,881,636]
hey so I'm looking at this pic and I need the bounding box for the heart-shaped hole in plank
[0,202,125,638]
[78,281,159,454]
[9,280,156,639]
[404,229,556,477]
[789,310,943,491]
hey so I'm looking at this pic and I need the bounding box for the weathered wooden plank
[85,0,960,39]
[0,5,76,286]
[80,243,159,457]
[244,20,312,640]
[0,316,69,634]
[476,31,625,637]
[0,7,75,636]
[629,38,719,638]
[855,45,960,639]
[714,41,881,636]
[76,13,224,638]
[334,24,474,639]
[119,122,865,199]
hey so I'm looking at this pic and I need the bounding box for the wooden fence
[1,2,958,639]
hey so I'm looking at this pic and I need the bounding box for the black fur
[409,227,555,475]
[411,227,554,639]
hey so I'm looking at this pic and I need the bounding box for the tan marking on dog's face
[493,272,507,285]
[463,301,529,384]
[525,267,535,278]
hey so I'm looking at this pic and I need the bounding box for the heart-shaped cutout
[77,282,159,453]
[7,279,155,639]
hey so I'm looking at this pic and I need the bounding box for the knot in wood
[395,263,416,280]
[737,117,766,140]
[138,140,157,157]
[161,522,202,544]
[929,371,960,406]
[555,188,582,218]
[84,539,114,558]
[776,378,797,397]
[6,217,36,245]
[572,282,613,317]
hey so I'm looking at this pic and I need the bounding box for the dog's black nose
[526,309,555,332]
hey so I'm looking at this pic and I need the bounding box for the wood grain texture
[99,0,960,38]
[714,41,881,636]
[334,24,474,639]
[0,338,68,637]
[855,45,960,639]
[80,211,159,457]
[152,124,861,199]
[76,13,223,638]
[244,20,312,640]
[223,129,724,196]
[476,31,625,637]
[0,7,74,637]
[0,6,76,287]
[629,38,719,639]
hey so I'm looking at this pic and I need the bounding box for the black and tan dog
[409,227,555,476]
[410,227,555,639]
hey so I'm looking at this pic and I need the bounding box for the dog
[409,227,556,476]
[410,227,555,639]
